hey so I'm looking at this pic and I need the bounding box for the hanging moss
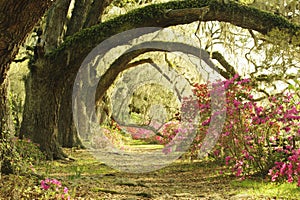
[47,0,300,60]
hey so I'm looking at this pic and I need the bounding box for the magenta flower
[283,126,291,132]
[51,179,62,186]
[64,187,69,194]
[41,180,50,190]
[225,156,231,165]
[236,168,242,177]
[40,178,62,190]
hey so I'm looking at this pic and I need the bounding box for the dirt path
[49,149,267,199]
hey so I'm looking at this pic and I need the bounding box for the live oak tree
[19,0,300,159]
[0,0,55,174]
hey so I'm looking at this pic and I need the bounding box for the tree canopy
[2,0,300,173]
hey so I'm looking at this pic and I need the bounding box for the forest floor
[1,143,300,199]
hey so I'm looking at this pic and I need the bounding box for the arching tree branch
[47,0,300,76]
[94,41,218,104]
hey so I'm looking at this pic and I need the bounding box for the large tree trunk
[21,60,67,159]
[57,76,83,148]
[0,0,54,134]
[0,78,8,135]
[21,0,114,152]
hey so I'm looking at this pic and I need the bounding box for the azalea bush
[124,126,157,143]
[158,74,300,185]
[39,178,71,200]
[155,120,195,155]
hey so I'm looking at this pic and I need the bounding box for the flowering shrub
[196,75,299,184]
[40,178,71,199]
[122,120,167,144]
[158,74,300,185]
[155,121,180,145]
[125,126,155,141]
[268,149,300,186]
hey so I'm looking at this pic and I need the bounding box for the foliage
[0,137,73,199]
[68,165,85,180]
[124,126,158,143]
[230,178,300,199]
[155,121,180,145]
[0,136,45,175]
[112,0,152,7]
[129,83,179,123]
[49,0,300,60]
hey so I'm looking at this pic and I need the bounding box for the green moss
[46,0,210,59]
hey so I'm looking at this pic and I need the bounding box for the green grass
[125,138,163,148]
[126,139,149,145]
[231,179,300,199]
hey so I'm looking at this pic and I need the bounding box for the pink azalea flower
[236,168,242,177]
[225,156,231,165]
[41,180,50,190]
[64,187,69,194]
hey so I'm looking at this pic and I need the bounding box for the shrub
[1,135,45,175]
[158,74,300,185]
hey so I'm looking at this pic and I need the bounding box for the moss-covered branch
[47,0,300,66]
[211,51,237,79]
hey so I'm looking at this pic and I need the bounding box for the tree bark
[58,0,113,147]
[65,0,93,37]
[51,0,300,72]
[83,0,114,27]
[43,0,72,51]
[0,0,54,135]
[21,0,114,152]
[0,1,55,173]
[57,75,83,148]
[21,60,67,159]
